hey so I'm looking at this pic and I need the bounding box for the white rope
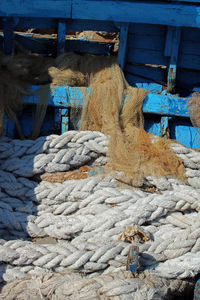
[0,131,200,298]
[0,269,194,300]
[0,171,199,279]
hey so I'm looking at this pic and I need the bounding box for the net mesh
[0,51,186,186]
[187,92,200,136]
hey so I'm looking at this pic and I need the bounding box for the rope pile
[0,131,200,299]
[0,270,194,300]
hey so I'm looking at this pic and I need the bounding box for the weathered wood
[166,27,181,93]
[3,18,14,55]
[118,23,129,69]
[72,1,200,28]
[125,64,164,92]
[0,0,71,18]
[128,34,165,51]
[129,23,165,36]
[23,86,190,118]
[57,21,66,55]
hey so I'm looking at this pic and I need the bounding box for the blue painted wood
[125,64,164,83]
[61,108,69,133]
[144,118,162,137]
[128,34,165,51]
[72,1,200,28]
[128,44,200,71]
[176,69,200,92]
[0,1,71,18]
[6,84,200,147]
[143,93,189,117]
[127,48,167,67]
[3,18,14,55]
[170,120,200,148]
[23,86,189,118]
[57,21,66,55]
[0,18,118,33]
[14,34,56,55]
[164,26,173,57]
[129,23,165,36]
[182,27,200,42]
[126,74,162,93]
[118,23,129,69]
[166,27,181,93]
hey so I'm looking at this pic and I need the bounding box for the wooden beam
[57,21,66,55]
[118,23,129,70]
[23,86,190,118]
[0,0,71,18]
[164,27,181,93]
[3,18,14,55]
[72,1,200,28]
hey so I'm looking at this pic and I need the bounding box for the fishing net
[187,92,200,135]
[0,52,86,139]
[0,51,186,186]
[78,55,186,186]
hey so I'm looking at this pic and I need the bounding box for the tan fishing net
[0,52,86,139]
[78,55,186,186]
[0,51,186,186]
[187,92,200,135]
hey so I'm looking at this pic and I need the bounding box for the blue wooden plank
[128,34,165,51]
[57,21,66,55]
[3,18,14,55]
[182,27,200,42]
[23,85,190,118]
[170,120,200,148]
[125,64,164,81]
[176,69,200,91]
[143,93,189,117]
[166,27,181,93]
[144,118,161,137]
[127,46,200,71]
[129,23,165,36]
[126,74,162,93]
[164,26,173,57]
[127,48,168,66]
[14,34,56,54]
[0,19,118,32]
[0,0,71,18]
[72,1,200,28]
[180,40,200,56]
[12,85,200,148]
[179,53,200,70]
[118,23,129,69]
[61,108,69,133]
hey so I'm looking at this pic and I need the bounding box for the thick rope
[0,173,199,279]
[1,132,200,189]
[0,132,200,299]
[0,269,194,300]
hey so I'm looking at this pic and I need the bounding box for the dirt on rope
[0,51,186,187]
[0,269,194,300]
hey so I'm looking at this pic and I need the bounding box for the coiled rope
[0,131,200,299]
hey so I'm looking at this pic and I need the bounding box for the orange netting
[187,92,200,135]
[0,52,186,186]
